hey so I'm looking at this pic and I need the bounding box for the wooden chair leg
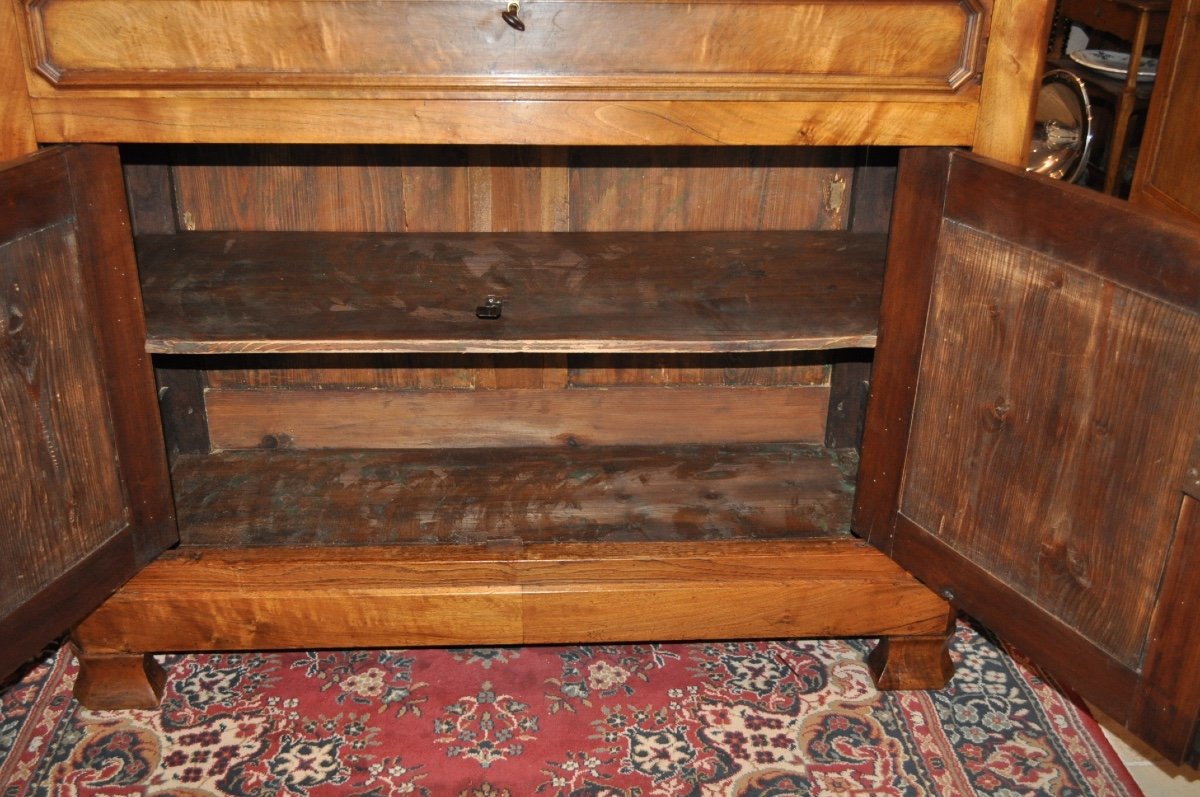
[867,631,955,690]
[72,648,166,710]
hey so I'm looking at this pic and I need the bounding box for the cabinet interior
[123,144,898,550]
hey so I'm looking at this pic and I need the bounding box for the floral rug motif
[0,622,1140,796]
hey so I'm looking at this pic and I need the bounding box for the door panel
[857,147,1200,762]
[1129,0,1200,224]
[0,146,176,679]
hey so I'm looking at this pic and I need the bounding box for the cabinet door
[1129,0,1200,224]
[1,146,176,679]
[856,148,1200,764]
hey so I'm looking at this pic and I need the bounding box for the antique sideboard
[2,0,1197,765]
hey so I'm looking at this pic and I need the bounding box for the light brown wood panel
[170,444,856,546]
[0,0,36,159]
[970,0,1055,164]
[1,229,128,614]
[72,540,952,653]
[205,385,829,450]
[469,147,570,232]
[569,147,855,231]
[898,221,1200,668]
[27,0,985,96]
[30,97,983,147]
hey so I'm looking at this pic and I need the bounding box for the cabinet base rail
[71,538,955,709]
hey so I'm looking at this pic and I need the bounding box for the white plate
[1069,49,1157,81]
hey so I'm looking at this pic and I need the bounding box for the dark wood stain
[137,230,885,353]
[172,444,858,547]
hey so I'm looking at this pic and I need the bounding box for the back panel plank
[172,443,857,547]
[205,385,829,450]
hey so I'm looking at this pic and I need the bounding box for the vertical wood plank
[971,0,1055,164]
[156,359,211,457]
[0,0,37,159]
[122,146,179,235]
[825,355,872,450]
[854,148,953,549]
[67,146,179,562]
[1128,494,1200,764]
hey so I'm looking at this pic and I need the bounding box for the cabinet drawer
[26,0,987,98]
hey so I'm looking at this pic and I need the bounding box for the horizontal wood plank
[30,98,981,147]
[138,231,885,353]
[171,443,856,547]
[73,539,951,652]
[204,385,829,449]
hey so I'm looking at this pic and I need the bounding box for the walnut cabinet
[1,0,1197,766]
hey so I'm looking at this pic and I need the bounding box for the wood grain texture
[970,0,1055,164]
[866,618,955,690]
[1129,0,1200,224]
[901,220,1200,668]
[566,353,829,388]
[65,146,178,562]
[0,0,37,159]
[171,444,857,547]
[72,539,952,654]
[29,97,983,147]
[1127,495,1200,764]
[205,385,829,450]
[853,148,953,549]
[170,146,470,233]
[72,651,166,710]
[857,149,1200,763]
[1,227,128,616]
[27,0,985,95]
[138,231,885,353]
[167,146,848,392]
[0,148,172,679]
[568,147,855,231]
[890,515,1140,723]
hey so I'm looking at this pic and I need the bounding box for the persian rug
[0,621,1140,796]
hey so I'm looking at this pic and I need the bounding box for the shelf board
[138,231,885,354]
[172,443,857,548]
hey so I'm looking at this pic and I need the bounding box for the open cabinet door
[1129,0,1200,224]
[1,146,176,680]
[856,148,1200,764]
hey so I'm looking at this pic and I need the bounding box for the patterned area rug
[1,622,1140,796]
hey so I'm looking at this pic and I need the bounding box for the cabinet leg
[867,632,954,690]
[72,649,166,710]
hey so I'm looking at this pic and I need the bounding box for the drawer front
[26,0,987,97]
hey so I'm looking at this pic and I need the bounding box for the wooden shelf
[137,231,885,354]
[171,443,857,548]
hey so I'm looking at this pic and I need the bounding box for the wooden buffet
[2,0,1198,766]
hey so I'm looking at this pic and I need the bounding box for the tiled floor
[1092,708,1200,795]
